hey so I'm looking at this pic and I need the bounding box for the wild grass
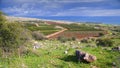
[0,39,119,68]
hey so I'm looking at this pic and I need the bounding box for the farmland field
[48,31,107,39]
[59,24,102,31]
[24,23,61,35]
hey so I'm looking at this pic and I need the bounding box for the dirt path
[45,28,68,39]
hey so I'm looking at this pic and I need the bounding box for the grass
[59,24,102,31]
[40,30,60,35]
[0,39,120,68]
[0,22,120,68]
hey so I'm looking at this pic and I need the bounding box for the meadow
[0,38,120,68]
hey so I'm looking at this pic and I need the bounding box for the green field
[24,23,61,35]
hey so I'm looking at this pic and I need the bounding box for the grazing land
[0,39,120,68]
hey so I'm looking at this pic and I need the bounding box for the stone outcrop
[75,50,97,63]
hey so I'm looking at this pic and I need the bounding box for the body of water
[33,16,120,25]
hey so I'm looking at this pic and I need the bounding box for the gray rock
[112,46,120,51]
[112,62,116,66]
[64,50,68,54]
[84,53,97,63]
[33,42,41,50]
[75,50,97,63]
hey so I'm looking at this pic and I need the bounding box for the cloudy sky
[0,0,120,24]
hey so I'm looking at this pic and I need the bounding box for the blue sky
[0,0,120,24]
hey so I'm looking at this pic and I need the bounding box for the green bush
[99,33,105,36]
[57,36,67,43]
[71,37,76,41]
[81,39,89,43]
[96,38,114,47]
[0,22,31,51]
[57,36,76,42]
[0,11,6,22]
[0,12,31,56]
[32,31,45,40]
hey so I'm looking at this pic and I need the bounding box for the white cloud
[2,4,56,17]
[56,0,104,2]
[2,3,34,16]
[2,0,120,16]
[83,9,120,16]
[3,5,120,16]
[54,7,120,16]
[7,0,105,3]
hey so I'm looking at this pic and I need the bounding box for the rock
[21,63,27,68]
[75,46,79,49]
[72,46,76,49]
[64,51,68,54]
[112,46,120,51]
[84,53,97,63]
[112,62,117,68]
[112,62,116,66]
[75,50,97,63]
[33,41,41,50]
[75,50,81,61]
[78,42,81,44]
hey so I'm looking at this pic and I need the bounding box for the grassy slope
[0,39,120,68]
[0,22,119,68]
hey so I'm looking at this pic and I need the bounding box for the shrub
[81,39,89,43]
[0,11,6,22]
[0,23,31,48]
[32,31,45,40]
[57,36,67,43]
[99,33,104,36]
[96,38,114,47]
[71,37,76,41]
[57,36,76,42]
[0,12,31,57]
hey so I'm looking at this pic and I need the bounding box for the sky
[0,0,120,25]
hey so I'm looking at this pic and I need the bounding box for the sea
[33,16,120,25]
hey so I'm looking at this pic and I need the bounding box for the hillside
[0,15,120,68]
